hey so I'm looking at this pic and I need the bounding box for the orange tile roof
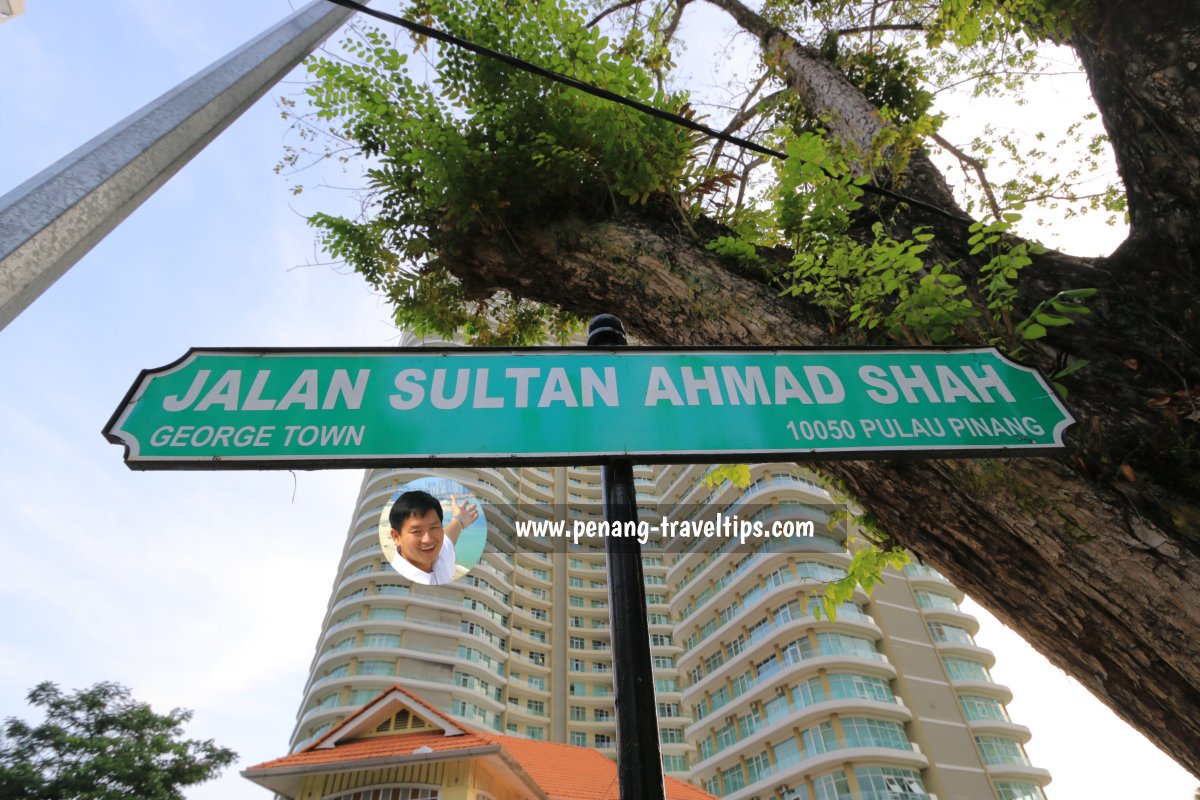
[495,735,713,800]
[245,684,714,800]
[246,728,500,770]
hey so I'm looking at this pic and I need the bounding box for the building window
[595,733,613,749]
[570,636,585,649]
[815,632,878,659]
[928,620,975,644]
[569,682,585,696]
[943,656,992,682]
[594,708,613,722]
[720,764,745,795]
[570,706,587,721]
[810,771,850,800]
[976,736,1030,766]
[914,589,959,610]
[773,737,800,770]
[959,694,1009,721]
[662,754,689,772]
[745,751,771,783]
[324,787,439,800]
[527,725,545,740]
[653,655,675,669]
[840,717,910,750]
[570,658,586,672]
[649,634,673,647]
[660,728,684,744]
[994,782,1047,800]
[356,660,395,676]
[716,722,736,749]
[827,673,893,703]
[801,721,837,756]
[656,702,681,718]
[570,731,587,747]
[853,767,926,799]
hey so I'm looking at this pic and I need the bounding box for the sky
[0,2,1195,799]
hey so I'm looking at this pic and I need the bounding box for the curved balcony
[682,608,883,689]
[722,746,929,800]
[916,604,980,633]
[903,564,964,599]
[685,654,897,734]
[983,762,1053,783]
[675,550,853,630]
[691,698,912,774]
[946,678,1013,705]
[932,640,997,668]
[966,718,1033,743]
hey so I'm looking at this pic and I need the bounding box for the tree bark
[434,0,1200,776]
[442,203,1200,776]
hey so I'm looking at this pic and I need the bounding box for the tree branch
[705,77,778,170]
[930,131,1003,219]
[586,0,642,28]
[835,22,925,35]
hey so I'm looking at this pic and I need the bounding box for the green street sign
[103,346,1075,469]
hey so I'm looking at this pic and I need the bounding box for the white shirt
[389,536,457,586]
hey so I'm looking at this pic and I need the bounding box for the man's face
[391,509,445,572]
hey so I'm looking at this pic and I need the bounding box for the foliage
[284,0,1120,599]
[717,130,1098,363]
[702,463,752,490]
[0,681,236,800]
[815,537,911,621]
[283,0,698,343]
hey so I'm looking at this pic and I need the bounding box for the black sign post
[589,314,666,800]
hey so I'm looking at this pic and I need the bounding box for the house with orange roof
[243,684,716,800]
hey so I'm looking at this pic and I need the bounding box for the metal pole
[0,0,360,331]
[588,313,666,800]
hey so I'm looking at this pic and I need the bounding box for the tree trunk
[435,0,1200,776]
[439,206,1200,779]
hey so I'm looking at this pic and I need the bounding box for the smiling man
[387,490,478,585]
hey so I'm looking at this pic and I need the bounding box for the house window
[324,787,439,800]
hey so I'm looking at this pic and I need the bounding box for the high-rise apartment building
[291,464,1051,800]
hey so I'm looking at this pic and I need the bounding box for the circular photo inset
[378,477,487,586]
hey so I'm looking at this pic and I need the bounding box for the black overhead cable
[321,0,972,224]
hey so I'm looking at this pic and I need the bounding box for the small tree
[0,681,236,800]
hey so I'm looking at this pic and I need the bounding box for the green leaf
[1021,322,1047,339]
[1051,359,1090,379]
[1035,313,1073,327]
